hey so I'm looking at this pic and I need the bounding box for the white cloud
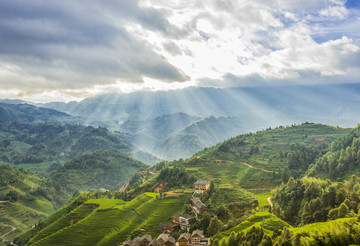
[319,5,348,19]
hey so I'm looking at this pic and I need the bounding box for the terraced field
[28,193,186,246]
[213,212,289,241]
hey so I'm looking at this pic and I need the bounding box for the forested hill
[50,150,147,192]
[308,124,360,180]
[0,121,159,168]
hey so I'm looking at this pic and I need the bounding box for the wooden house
[178,233,191,246]
[161,222,179,233]
[156,234,175,246]
[190,197,207,214]
[194,180,210,191]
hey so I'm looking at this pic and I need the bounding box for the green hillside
[308,124,360,180]
[50,150,147,192]
[21,192,186,246]
[182,123,350,189]
[0,165,68,241]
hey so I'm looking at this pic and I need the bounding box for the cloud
[0,0,189,94]
[0,0,359,101]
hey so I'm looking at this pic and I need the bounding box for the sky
[0,0,359,102]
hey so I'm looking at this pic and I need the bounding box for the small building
[140,235,152,246]
[172,212,182,223]
[194,180,210,191]
[178,233,191,246]
[161,222,179,233]
[191,230,210,246]
[156,234,175,246]
[190,197,207,214]
[179,214,195,230]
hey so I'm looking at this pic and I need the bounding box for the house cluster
[122,230,210,246]
[121,180,213,246]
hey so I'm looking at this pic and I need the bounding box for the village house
[172,212,195,230]
[190,230,210,246]
[190,197,207,214]
[194,180,210,191]
[177,233,191,246]
[172,212,182,223]
[161,222,179,233]
[121,231,210,246]
[179,214,195,230]
[156,234,175,246]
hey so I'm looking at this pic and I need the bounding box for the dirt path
[267,197,273,211]
[119,181,129,192]
[1,226,16,239]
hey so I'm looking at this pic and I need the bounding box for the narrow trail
[214,159,271,172]
[267,197,273,211]
[1,226,16,239]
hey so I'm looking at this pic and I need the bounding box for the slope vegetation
[0,165,68,241]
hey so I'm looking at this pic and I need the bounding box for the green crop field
[28,193,187,246]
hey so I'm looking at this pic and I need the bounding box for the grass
[255,192,271,208]
[29,193,187,246]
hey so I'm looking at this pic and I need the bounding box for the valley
[1,96,360,246]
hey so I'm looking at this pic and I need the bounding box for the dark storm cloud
[0,0,189,92]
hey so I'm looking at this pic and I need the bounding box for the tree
[228,231,237,246]
[220,238,228,246]
[216,205,231,222]
[207,216,223,236]
[212,239,220,246]
[199,212,211,232]
[338,203,349,218]
[6,190,18,202]
[259,235,272,246]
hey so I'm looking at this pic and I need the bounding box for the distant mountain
[40,84,360,127]
[0,102,108,128]
[152,115,263,160]
[0,121,159,167]
[4,83,360,161]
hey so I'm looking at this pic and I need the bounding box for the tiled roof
[178,233,191,241]
[194,180,210,185]
[191,229,204,238]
